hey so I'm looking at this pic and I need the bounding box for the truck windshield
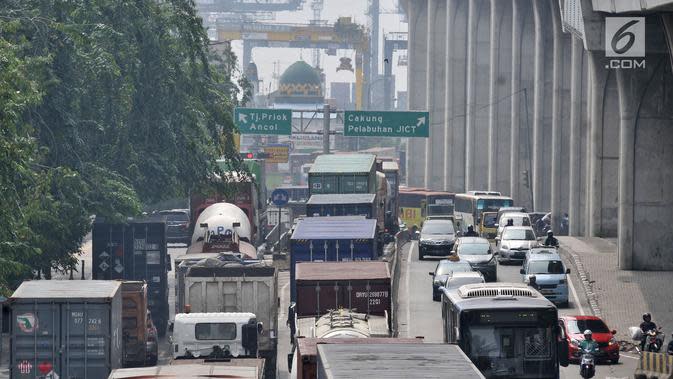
[195,323,237,340]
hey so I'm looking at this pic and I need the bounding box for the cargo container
[289,217,378,301]
[294,261,391,317]
[121,281,157,367]
[108,361,264,379]
[308,154,377,196]
[305,194,376,218]
[316,343,485,379]
[184,260,278,379]
[92,217,170,336]
[10,281,123,379]
[290,338,423,379]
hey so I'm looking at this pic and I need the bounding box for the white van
[495,212,532,242]
[172,312,262,359]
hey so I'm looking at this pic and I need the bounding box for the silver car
[497,226,538,264]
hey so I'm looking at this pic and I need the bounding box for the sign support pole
[277,205,282,250]
[322,104,330,154]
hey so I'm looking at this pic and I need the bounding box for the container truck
[10,281,123,379]
[108,362,264,379]
[121,281,158,367]
[380,160,400,233]
[183,259,278,379]
[315,343,485,378]
[92,216,170,336]
[307,154,377,196]
[293,261,391,318]
[305,194,376,218]
[289,338,423,379]
[289,217,378,301]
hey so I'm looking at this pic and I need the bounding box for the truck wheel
[146,355,158,366]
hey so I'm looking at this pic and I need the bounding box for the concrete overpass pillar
[465,0,478,191]
[488,0,504,190]
[531,0,547,211]
[406,0,428,187]
[568,37,583,236]
[443,0,468,193]
[550,0,563,234]
[426,0,447,190]
[424,0,436,189]
[615,68,636,270]
[587,51,608,237]
[510,0,522,200]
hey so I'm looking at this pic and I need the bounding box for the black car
[418,219,456,260]
[428,259,473,301]
[159,209,191,244]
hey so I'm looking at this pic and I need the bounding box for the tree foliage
[0,0,245,294]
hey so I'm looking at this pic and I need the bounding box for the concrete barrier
[634,352,673,379]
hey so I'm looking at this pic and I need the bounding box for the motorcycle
[579,346,596,379]
[643,328,665,352]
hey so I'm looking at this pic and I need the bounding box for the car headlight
[609,337,617,346]
[570,339,580,347]
[501,245,509,250]
[420,239,430,244]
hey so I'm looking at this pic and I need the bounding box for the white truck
[182,259,278,378]
[172,312,262,359]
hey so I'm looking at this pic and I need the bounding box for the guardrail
[389,229,409,337]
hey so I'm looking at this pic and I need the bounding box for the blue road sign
[271,188,290,207]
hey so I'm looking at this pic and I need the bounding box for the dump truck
[182,259,278,379]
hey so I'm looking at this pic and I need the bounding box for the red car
[559,315,620,364]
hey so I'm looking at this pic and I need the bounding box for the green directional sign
[344,110,430,138]
[235,107,292,135]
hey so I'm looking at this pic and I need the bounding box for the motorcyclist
[640,313,658,350]
[544,231,559,247]
[667,332,673,355]
[580,330,599,354]
[464,224,479,237]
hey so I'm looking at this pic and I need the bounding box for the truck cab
[171,312,262,359]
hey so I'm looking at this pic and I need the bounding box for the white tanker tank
[190,203,251,244]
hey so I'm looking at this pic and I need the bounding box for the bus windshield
[477,198,514,212]
[460,309,558,378]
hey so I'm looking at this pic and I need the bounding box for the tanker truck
[187,203,257,259]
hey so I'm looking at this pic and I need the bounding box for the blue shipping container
[305,194,376,218]
[289,217,378,301]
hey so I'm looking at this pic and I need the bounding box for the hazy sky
[223,0,408,96]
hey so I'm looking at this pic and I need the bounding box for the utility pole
[323,103,330,153]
